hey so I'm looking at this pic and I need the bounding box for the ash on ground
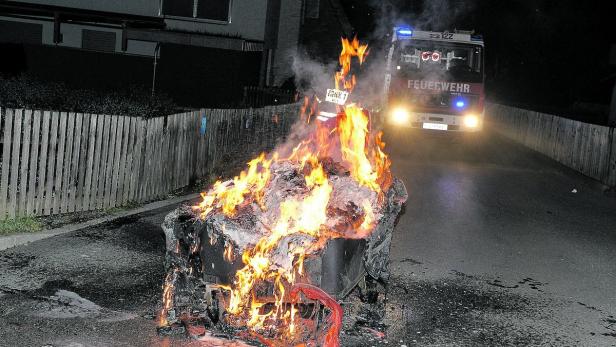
[338,272,577,347]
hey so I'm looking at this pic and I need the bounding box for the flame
[181,36,392,344]
[338,104,388,193]
[335,37,368,92]
[300,95,319,125]
[224,160,332,321]
[159,268,179,326]
[193,153,276,219]
[224,242,235,262]
[369,132,393,192]
[359,199,375,235]
[247,299,272,329]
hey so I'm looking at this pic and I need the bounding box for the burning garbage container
[157,37,407,346]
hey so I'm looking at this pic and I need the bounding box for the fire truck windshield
[395,40,483,82]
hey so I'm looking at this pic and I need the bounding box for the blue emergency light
[397,27,413,36]
[454,98,466,109]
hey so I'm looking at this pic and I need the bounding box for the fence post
[8,109,23,218]
[60,112,75,213]
[26,111,42,216]
[18,110,32,216]
[0,108,13,218]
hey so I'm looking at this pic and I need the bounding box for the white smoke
[290,42,391,111]
[272,0,479,149]
[368,0,477,37]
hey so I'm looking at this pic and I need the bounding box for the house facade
[0,0,351,106]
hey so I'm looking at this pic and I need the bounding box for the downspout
[53,11,62,44]
[151,43,161,97]
[260,0,281,87]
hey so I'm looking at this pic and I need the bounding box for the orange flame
[223,159,332,321]
[335,37,368,92]
[224,242,236,262]
[186,36,391,344]
[338,104,387,193]
[194,153,276,219]
[159,268,178,326]
[359,199,375,236]
[373,132,393,190]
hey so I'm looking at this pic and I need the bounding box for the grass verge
[0,217,43,236]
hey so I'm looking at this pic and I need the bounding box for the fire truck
[383,27,485,132]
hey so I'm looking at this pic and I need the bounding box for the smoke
[273,0,479,154]
[362,0,481,89]
[289,0,477,103]
[291,48,338,97]
[272,113,313,158]
[368,0,477,39]
[290,42,390,111]
[268,48,334,157]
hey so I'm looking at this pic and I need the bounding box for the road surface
[0,130,615,346]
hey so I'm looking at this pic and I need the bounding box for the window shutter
[0,21,42,44]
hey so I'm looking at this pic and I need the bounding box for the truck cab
[384,28,485,132]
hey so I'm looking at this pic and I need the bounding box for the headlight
[391,107,410,124]
[463,114,479,128]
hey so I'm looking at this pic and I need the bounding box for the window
[197,0,231,22]
[163,0,231,22]
[395,40,483,82]
[163,0,194,18]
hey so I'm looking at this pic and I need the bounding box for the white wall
[18,0,269,42]
[0,16,158,56]
[164,1,268,42]
[17,0,160,17]
[9,0,302,81]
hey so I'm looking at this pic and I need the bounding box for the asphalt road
[1,130,615,346]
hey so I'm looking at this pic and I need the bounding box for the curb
[0,193,201,252]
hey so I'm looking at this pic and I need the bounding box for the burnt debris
[158,158,407,343]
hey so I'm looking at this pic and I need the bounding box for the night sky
[341,0,615,122]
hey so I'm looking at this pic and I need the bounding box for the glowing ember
[158,37,406,346]
[159,268,178,326]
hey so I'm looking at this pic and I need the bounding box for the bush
[0,75,179,118]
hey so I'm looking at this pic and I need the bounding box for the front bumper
[386,111,483,132]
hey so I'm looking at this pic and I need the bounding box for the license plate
[325,89,349,105]
[423,122,448,130]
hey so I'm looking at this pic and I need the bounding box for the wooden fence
[0,104,299,218]
[487,103,616,187]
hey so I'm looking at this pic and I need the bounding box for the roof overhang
[0,1,164,28]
